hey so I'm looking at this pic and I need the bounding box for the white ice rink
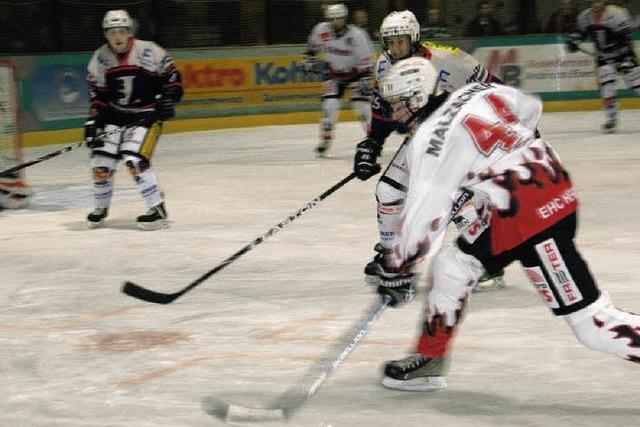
[2,110,640,427]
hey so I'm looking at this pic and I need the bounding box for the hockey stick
[121,172,358,304]
[0,119,150,178]
[577,46,596,57]
[200,190,475,423]
[202,294,392,424]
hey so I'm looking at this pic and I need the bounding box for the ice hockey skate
[473,269,507,293]
[602,118,617,134]
[382,354,448,392]
[136,202,167,230]
[87,207,108,229]
[315,139,331,158]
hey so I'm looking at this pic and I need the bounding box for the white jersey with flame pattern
[307,22,373,81]
[390,83,577,271]
[375,42,492,92]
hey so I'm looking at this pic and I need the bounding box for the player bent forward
[84,9,183,230]
[373,57,640,392]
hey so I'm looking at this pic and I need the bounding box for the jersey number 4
[462,93,520,156]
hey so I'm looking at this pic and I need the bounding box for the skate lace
[397,355,426,370]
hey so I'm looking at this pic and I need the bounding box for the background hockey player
[373,57,640,392]
[352,10,505,291]
[565,0,640,133]
[84,9,183,230]
[304,3,374,157]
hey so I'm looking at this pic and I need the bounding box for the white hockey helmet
[102,9,133,31]
[325,3,348,20]
[380,57,442,126]
[380,10,421,52]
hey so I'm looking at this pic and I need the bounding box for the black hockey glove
[303,52,324,79]
[84,119,104,149]
[376,271,416,307]
[354,138,382,181]
[156,96,176,122]
[356,76,374,97]
[565,33,581,53]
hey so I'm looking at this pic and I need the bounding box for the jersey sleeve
[390,121,480,271]
[154,43,183,102]
[86,49,108,122]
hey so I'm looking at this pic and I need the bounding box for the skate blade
[136,219,168,231]
[87,219,105,229]
[382,375,447,392]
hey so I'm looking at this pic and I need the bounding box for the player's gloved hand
[156,97,176,121]
[303,52,324,78]
[565,33,581,53]
[357,76,374,97]
[354,138,382,180]
[84,119,104,149]
[376,270,416,307]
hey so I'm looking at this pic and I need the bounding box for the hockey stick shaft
[273,295,391,413]
[0,119,151,178]
[0,142,83,177]
[122,172,358,304]
[202,295,391,423]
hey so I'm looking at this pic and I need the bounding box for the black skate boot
[382,354,448,391]
[602,119,617,134]
[364,243,391,285]
[315,139,332,158]
[136,202,168,230]
[87,207,108,229]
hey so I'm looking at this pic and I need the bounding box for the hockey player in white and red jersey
[371,57,640,392]
[353,10,505,290]
[304,3,374,157]
[566,0,640,133]
[84,9,183,230]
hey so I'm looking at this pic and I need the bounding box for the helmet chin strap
[398,92,450,133]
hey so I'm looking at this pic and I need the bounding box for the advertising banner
[31,64,89,122]
[176,56,323,114]
[473,40,640,99]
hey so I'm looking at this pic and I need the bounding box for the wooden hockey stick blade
[202,397,287,423]
[121,280,183,304]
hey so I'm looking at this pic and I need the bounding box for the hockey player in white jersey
[353,10,505,290]
[84,9,183,230]
[566,0,640,133]
[372,57,640,392]
[304,3,374,157]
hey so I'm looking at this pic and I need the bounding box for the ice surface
[2,110,640,426]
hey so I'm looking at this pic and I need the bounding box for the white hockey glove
[83,119,104,149]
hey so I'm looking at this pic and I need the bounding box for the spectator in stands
[421,6,451,39]
[464,0,504,37]
[353,9,377,39]
[545,0,577,34]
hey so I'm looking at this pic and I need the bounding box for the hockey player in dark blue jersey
[84,9,183,230]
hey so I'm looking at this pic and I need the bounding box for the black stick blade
[121,281,179,304]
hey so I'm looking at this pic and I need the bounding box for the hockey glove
[303,52,324,79]
[84,119,104,149]
[565,33,581,53]
[356,76,374,97]
[156,96,176,122]
[354,138,382,181]
[376,272,416,307]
